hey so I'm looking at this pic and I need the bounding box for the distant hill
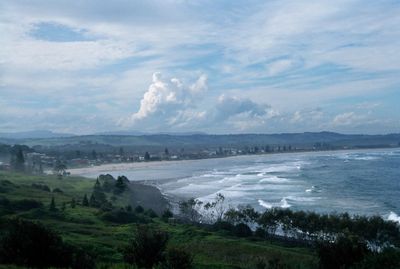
[0,131,399,150]
[0,130,74,139]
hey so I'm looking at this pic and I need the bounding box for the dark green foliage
[82,194,89,206]
[135,205,144,213]
[179,198,202,222]
[353,247,400,269]
[0,218,94,269]
[101,209,139,224]
[5,199,43,211]
[90,179,108,207]
[114,176,128,194]
[164,247,193,269]
[94,178,101,190]
[267,258,287,269]
[31,183,50,192]
[126,205,132,212]
[145,208,158,218]
[254,258,267,269]
[317,234,369,269]
[49,196,57,211]
[53,159,66,176]
[253,257,287,269]
[71,198,76,208]
[162,209,173,221]
[12,147,25,172]
[255,227,267,239]
[52,187,63,193]
[233,223,252,237]
[0,180,15,193]
[123,226,169,268]
[98,174,115,191]
[212,220,235,233]
[144,151,150,161]
[256,208,400,247]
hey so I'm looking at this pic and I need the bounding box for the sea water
[78,148,400,222]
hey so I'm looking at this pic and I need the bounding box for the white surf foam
[258,199,273,209]
[388,211,400,224]
[280,198,291,208]
[305,186,320,193]
[259,176,289,183]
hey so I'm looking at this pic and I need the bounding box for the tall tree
[12,148,25,171]
[49,197,56,211]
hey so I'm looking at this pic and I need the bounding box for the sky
[1,0,400,135]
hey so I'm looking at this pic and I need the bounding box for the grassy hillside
[0,171,317,269]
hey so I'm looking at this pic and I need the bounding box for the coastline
[67,147,400,223]
[68,146,399,176]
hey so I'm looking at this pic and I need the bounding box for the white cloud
[332,112,361,126]
[1,0,400,134]
[215,95,273,120]
[290,109,323,124]
[267,59,295,76]
[122,72,207,127]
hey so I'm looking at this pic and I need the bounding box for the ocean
[76,148,400,222]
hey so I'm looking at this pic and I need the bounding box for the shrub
[145,209,158,218]
[162,209,173,222]
[0,218,94,268]
[353,247,400,269]
[52,188,63,193]
[123,226,169,269]
[233,223,253,237]
[317,234,369,269]
[31,183,50,192]
[11,199,43,211]
[135,205,144,214]
[101,210,139,224]
[164,247,193,269]
[212,221,235,233]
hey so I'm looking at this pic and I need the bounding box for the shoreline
[68,146,399,176]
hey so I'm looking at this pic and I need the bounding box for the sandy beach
[68,159,198,175]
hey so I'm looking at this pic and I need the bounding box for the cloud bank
[1,0,400,134]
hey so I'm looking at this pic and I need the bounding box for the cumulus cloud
[122,72,207,127]
[215,95,273,120]
[290,108,323,124]
[211,95,279,131]
[119,73,281,132]
[332,112,361,126]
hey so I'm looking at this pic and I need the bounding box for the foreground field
[0,171,317,269]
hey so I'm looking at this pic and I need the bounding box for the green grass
[0,171,318,268]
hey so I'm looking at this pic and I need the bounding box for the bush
[145,209,158,218]
[135,205,144,214]
[123,226,169,269]
[31,183,50,192]
[164,247,193,269]
[0,218,94,268]
[162,209,173,222]
[233,223,253,237]
[11,199,43,211]
[255,227,267,238]
[353,248,400,269]
[52,188,63,193]
[317,234,369,269]
[101,210,139,224]
[212,221,235,233]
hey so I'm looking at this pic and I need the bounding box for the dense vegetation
[0,170,399,268]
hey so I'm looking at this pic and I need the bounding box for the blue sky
[1,0,399,134]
